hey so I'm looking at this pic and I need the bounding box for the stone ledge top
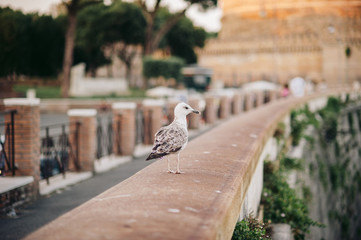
[0,176,34,194]
[142,99,165,107]
[67,109,97,117]
[112,102,137,110]
[3,98,40,106]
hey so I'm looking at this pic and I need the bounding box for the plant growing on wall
[262,160,324,240]
[232,215,271,240]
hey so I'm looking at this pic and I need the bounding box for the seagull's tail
[145,152,167,161]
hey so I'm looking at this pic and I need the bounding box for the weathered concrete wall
[292,101,361,240]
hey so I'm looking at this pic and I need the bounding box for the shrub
[262,161,324,240]
[142,56,184,83]
[232,215,271,240]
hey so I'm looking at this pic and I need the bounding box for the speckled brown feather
[146,122,188,161]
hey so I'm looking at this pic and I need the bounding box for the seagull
[146,102,200,174]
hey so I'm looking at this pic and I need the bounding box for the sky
[0,0,222,32]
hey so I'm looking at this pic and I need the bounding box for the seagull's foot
[175,171,184,174]
[167,170,175,173]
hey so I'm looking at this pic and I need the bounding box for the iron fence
[135,108,145,145]
[40,122,80,184]
[0,110,17,176]
[96,114,114,159]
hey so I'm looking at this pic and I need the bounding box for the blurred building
[198,0,361,87]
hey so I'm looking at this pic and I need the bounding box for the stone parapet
[25,90,353,240]
[67,109,97,172]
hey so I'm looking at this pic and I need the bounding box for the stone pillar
[188,97,202,129]
[204,96,218,124]
[112,102,136,156]
[67,109,97,172]
[232,93,242,115]
[143,100,164,145]
[4,98,40,195]
[219,96,231,119]
[244,93,254,111]
[255,91,264,107]
[269,90,278,102]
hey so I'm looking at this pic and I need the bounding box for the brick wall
[4,98,40,196]
[68,109,97,172]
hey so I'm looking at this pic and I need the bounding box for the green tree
[136,0,217,56]
[0,7,32,79]
[106,1,146,85]
[74,3,110,76]
[74,1,146,84]
[0,8,65,79]
[29,15,65,77]
[165,16,206,64]
[61,0,102,98]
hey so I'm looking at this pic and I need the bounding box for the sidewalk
[0,121,221,240]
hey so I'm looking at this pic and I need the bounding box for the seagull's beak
[192,109,200,114]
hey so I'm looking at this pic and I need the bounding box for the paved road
[1,155,153,240]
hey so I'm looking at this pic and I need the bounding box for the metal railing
[135,109,145,145]
[0,110,17,176]
[96,114,114,159]
[40,121,80,184]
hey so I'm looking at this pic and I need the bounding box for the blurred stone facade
[198,0,361,87]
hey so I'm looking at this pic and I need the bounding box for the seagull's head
[174,102,200,118]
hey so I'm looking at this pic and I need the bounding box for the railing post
[10,110,15,176]
[255,91,264,107]
[232,92,243,115]
[60,124,67,177]
[188,97,203,129]
[67,109,97,172]
[4,98,40,197]
[142,100,164,145]
[219,95,231,119]
[244,92,254,111]
[204,95,218,124]
[112,102,136,156]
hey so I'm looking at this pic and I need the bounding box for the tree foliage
[74,1,146,80]
[165,16,206,64]
[74,3,110,75]
[0,7,65,78]
[136,0,217,55]
[0,1,212,85]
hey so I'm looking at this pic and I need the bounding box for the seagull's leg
[167,156,174,173]
[175,152,183,174]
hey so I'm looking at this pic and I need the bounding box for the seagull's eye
[184,106,189,110]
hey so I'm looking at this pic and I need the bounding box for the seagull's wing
[146,124,187,161]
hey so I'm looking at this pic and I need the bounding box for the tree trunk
[144,18,154,56]
[61,11,77,98]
